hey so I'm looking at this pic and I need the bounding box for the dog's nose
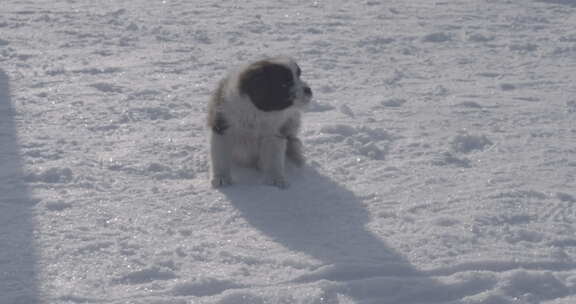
[304,86,313,97]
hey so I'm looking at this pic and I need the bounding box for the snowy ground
[1,0,576,303]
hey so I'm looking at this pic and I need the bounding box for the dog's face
[238,57,312,112]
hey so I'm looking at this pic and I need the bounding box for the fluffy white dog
[207,57,313,188]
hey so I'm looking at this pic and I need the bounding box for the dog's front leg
[210,131,232,187]
[260,135,289,189]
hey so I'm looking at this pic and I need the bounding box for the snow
[1,0,576,303]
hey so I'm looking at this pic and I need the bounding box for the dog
[207,56,313,188]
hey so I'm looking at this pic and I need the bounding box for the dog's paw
[264,176,290,189]
[211,174,232,188]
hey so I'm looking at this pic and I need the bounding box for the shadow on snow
[0,70,40,303]
[220,166,478,303]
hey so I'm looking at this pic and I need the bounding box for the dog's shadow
[220,166,455,301]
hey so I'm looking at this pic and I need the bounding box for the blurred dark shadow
[0,70,40,303]
[220,167,478,302]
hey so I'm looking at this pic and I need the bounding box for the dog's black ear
[239,61,294,112]
[207,79,230,135]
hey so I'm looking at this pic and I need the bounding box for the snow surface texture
[1,0,576,303]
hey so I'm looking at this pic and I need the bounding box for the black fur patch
[211,112,229,135]
[207,78,229,135]
[239,61,295,112]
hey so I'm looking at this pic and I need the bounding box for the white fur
[208,57,311,188]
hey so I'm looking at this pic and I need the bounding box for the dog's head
[239,57,312,112]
